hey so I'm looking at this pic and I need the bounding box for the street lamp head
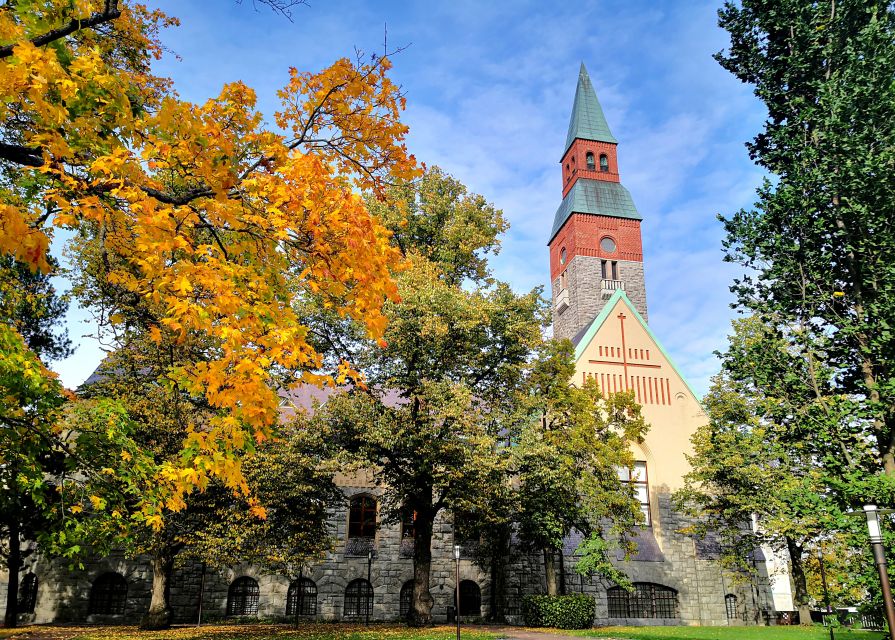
[865,505,884,544]
[454,544,461,560]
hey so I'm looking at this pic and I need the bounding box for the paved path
[487,626,606,640]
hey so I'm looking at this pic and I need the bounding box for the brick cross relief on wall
[582,312,673,405]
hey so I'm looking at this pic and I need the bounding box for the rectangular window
[560,270,567,291]
[601,260,608,279]
[618,461,650,526]
[611,261,618,280]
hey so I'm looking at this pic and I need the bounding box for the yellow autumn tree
[0,1,418,515]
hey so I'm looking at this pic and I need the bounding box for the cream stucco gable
[571,289,706,499]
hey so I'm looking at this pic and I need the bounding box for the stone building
[6,65,783,628]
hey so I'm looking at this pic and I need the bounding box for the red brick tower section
[549,64,648,341]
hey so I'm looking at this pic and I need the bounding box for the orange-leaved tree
[0,1,418,518]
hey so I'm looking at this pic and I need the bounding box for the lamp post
[848,505,895,640]
[454,544,461,640]
[816,547,834,640]
[367,549,373,627]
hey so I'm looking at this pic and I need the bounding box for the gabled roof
[564,63,617,153]
[571,289,701,401]
[549,178,641,243]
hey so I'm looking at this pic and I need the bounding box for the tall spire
[564,63,617,152]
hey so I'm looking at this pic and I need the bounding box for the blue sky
[52,0,767,397]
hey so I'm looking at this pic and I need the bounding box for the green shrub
[521,594,595,629]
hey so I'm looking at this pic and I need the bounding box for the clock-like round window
[560,247,567,264]
[600,237,617,253]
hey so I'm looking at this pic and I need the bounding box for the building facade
[5,65,782,628]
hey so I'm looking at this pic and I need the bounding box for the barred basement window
[399,580,414,620]
[458,580,481,616]
[19,573,37,614]
[227,576,260,616]
[725,593,738,620]
[286,578,317,617]
[88,572,128,615]
[606,583,679,619]
[348,495,377,539]
[344,578,373,618]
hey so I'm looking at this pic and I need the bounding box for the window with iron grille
[344,578,373,618]
[19,573,37,614]
[725,594,738,620]
[286,578,317,616]
[458,580,481,616]
[88,572,128,615]
[227,576,260,616]
[348,495,377,539]
[606,583,679,619]
[399,580,414,620]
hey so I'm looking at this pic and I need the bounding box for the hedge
[521,594,595,629]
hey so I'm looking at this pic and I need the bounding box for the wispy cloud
[50,0,768,398]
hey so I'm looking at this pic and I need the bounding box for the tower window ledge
[601,279,625,299]
[556,288,570,314]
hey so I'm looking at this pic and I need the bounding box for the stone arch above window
[227,576,260,617]
[287,577,317,617]
[399,580,414,620]
[348,494,377,539]
[88,572,127,616]
[344,578,373,618]
[607,582,679,619]
[599,153,609,172]
[458,580,481,617]
[19,573,38,614]
[586,152,596,170]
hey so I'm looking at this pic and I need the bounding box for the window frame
[399,580,414,620]
[619,461,651,525]
[344,578,374,618]
[725,593,738,620]
[88,572,128,616]
[606,582,679,619]
[348,495,377,539]
[227,576,260,617]
[599,153,609,172]
[586,152,596,171]
[286,578,317,617]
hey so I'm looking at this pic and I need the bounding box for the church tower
[549,64,648,341]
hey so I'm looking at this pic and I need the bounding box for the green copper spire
[564,63,617,152]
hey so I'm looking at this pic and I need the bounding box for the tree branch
[0,2,122,60]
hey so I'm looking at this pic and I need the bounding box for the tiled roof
[565,63,617,153]
[549,178,641,242]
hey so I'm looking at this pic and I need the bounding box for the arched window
[725,593,738,620]
[586,152,595,170]
[19,573,37,614]
[599,154,609,172]
[227,576,260,617]
[286,578,317,617]
[458,580,481,617]
[344,578,373,618]
[88,572,127,615]
[349,495,377,539]
[606,583,679,619]
[399,580,414,620]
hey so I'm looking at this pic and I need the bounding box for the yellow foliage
[0,1,419,518]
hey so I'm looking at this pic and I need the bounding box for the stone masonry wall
[552,255,648,342]
[13,485,772,628]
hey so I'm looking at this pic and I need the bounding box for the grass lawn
[0,624,501,640]
[556,626,888,640]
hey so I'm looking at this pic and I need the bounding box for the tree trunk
[786,537,812,626]
[140,553,174,630]
[4,520,21,628]
[408,506,435,627]
[488,526,509,622]
[544,547,558,596]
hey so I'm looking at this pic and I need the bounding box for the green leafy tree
[513,339,648,596]
[674,317,874,624]
[319,167,546,626]
[716,0,895,476]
